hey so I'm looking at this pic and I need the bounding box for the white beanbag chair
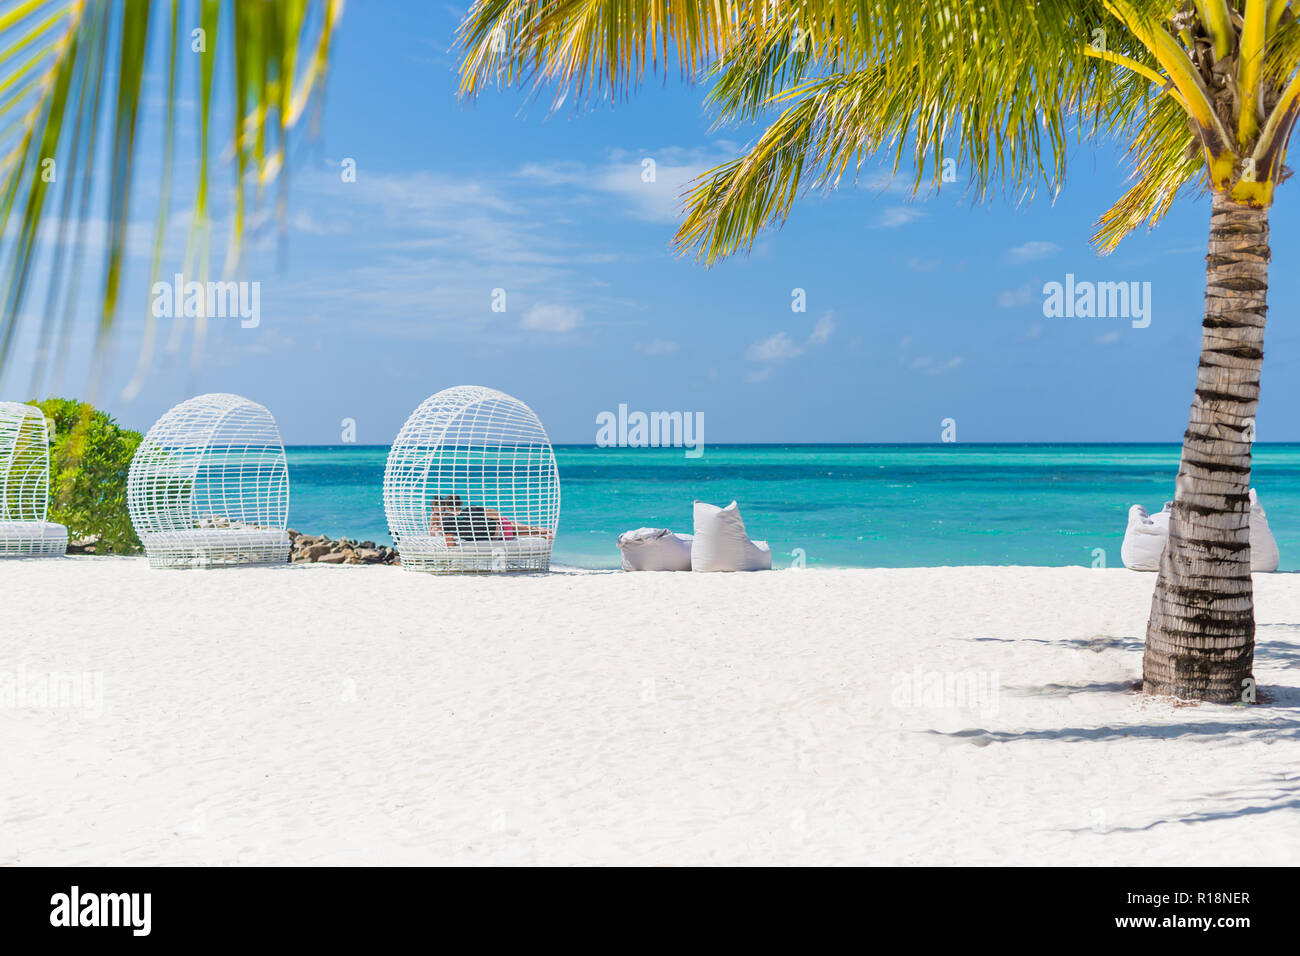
[1120,503,1171,571]
[617,527,693,571]
[0,520,68,557]
[1121,489,1280,572]
[691,501,771,572]
[1250,488,1280,573]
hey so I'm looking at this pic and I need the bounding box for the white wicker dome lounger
[0,401,67,557]
[384,386,560,572]
[127,393,290,569]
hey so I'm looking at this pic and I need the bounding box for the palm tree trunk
[1142,191,1269,702]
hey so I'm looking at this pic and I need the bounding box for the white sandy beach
[2,558,1297,866]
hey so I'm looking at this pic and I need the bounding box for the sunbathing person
[429,495,553,545]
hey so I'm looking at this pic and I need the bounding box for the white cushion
[0,520,67,541]
[1120,503,1170,571]
[141,528,289,567]
[617,527,693,571]
[145,528,287,544]
[395,535,554,572]
[1249,488,1280,572]
[1121,490,1280,572]
[398,535,551,557]
[0,521,68,557]
[691,501,771,572]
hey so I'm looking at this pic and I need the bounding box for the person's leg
[512,523,552,539]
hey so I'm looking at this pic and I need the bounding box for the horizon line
[279,440,1300,448]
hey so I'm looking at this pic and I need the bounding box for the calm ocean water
[284,444,1300,571]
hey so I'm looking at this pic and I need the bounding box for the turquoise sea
[285,444,1300,571]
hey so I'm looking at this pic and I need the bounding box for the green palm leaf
[0,0,344,392]
[458,0,1300,261]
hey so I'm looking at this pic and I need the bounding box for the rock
[67,535,101,554]
[285,530,400,566]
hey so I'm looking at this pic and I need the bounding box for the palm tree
[459,0,1300,703]
[0,0,343,395]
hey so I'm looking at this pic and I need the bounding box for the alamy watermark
[50,886,150,936]
[596,403,704,458]
[890,666,1000,718]
[1042,274,1151,328]
[151,274,261,328]
[0,664,103,717]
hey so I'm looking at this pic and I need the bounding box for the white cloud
[636,339,680,356]
[360,170,517,221]
[239,169,626,349]
[1005,240,1061,264]
[518,146,733,223]
[521,303,583,333]
[862,172,936,197]
[997,285,1033,307]
[290,210,348,236]
[743,314,835,383]
[1095,330,1122,345]
[809,313,835,345]
[908,355,964,375]
[876,206,927,228]
[239,327,295,358]
[926,356,965,375]
[746,331,804,363]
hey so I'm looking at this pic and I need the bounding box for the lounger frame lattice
[0,401,67,557]
[127,393,290,569]
[384,386,560,573]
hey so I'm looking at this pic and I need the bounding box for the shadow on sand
[932,632,1300,829]
[972,634,1146,653]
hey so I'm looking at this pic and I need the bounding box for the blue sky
[11,2,1300,444]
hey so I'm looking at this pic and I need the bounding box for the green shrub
[31,398,142,553]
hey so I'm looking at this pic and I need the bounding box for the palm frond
[457,0,747,105]
[459,1,1300,260]
[1093,89,1204,253]
[677,71,872,264]
[0,0,344,391]
[679,2,1138,262]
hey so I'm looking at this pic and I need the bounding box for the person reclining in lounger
[428,494,552,545]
